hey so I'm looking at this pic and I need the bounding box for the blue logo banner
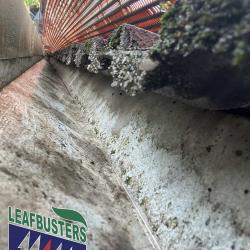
[9,224,87,250]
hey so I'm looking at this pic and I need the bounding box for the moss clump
[140,197,148,206]
[83,40,94,54]
[232,41,249,66]
[158,0,250,63]
[160,1,175,12]
[147,0,250,110]
[108,26,123,49]
[24,0,39,7]
[125,176,132,185]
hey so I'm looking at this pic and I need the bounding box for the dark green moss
[147,0,250,109]
[158,0,250,63]
[109,26,123,49]
[125,176,132,185]
[83,40,93,54]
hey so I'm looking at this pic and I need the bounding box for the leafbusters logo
[8,207,88,250]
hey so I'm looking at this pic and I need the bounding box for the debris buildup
[53,24,160,96]
[53,0,250,110]
[149,0,250,110]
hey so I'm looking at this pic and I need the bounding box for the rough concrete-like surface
[0,60,155,250]
[52,59,250,250]
[0,0,43,59]
[0,0,43,88]
[0,56,42,90]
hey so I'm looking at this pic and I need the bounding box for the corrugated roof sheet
[41,0,168,52]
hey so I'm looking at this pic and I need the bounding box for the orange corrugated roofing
[41,0,170,52]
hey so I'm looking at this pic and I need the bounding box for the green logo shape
[52,207,88,231]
